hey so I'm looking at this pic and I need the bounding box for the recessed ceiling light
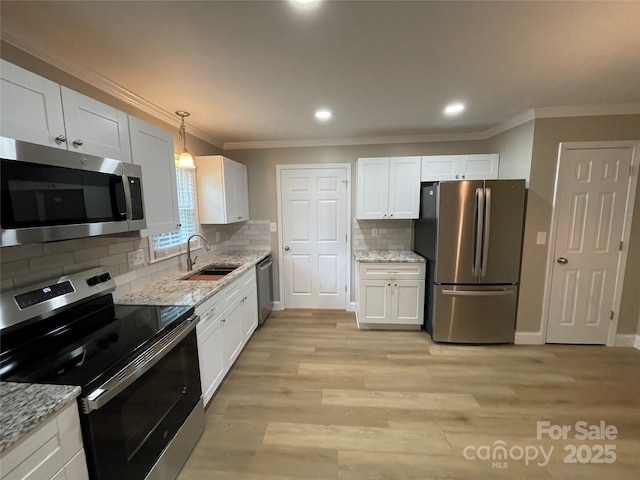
[444,103,465,115]
[315,109,332,120]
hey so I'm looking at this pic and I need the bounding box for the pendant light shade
[176,111,195,169]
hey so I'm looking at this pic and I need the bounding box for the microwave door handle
[480,187,491,277]
[122,173,133,220]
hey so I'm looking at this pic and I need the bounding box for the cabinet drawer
[358,262,425,280]
[221,278,243,305]
[195,290,222,317]
[1,403,83,480]
[241,269,256,291]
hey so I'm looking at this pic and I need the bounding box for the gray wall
[225,140,490,302]
[516,115,640,335]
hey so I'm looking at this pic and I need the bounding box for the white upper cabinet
[421,154,499,181]
[357,156,420,220]
[459,154,499,180]
[0,59,131,161]
[60,87,131,162]
[129,117,180,236]
[0,59,67,148]
[197,155,250,224]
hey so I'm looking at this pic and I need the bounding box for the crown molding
[223,131,488,151]
[533,104,640,118]
[1,25,223,149]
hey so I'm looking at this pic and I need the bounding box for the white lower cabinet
[195,293,225,407]
[222,295,245,368]
[195,266,260,407]
[241,269,258,342]
[0,402,89,480]
[356,262,426,328]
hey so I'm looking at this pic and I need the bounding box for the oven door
[80,319,202,480]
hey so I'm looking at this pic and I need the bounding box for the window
[150,166,200,260]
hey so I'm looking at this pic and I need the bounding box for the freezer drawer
[431,285,517,343]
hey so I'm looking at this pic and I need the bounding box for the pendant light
[176,111,195,169]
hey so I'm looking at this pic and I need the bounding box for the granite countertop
[353,250,426,263]
[115,250,271,307]
[0,382,81,454]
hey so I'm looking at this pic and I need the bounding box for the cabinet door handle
[72,139,84,147]
[55,135,67,144]
[455,174,459,179]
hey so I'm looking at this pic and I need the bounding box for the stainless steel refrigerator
[414,180,526,343]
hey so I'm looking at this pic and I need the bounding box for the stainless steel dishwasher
[256,255,273,326]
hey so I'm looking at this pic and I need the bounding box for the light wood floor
[178,310,640,480]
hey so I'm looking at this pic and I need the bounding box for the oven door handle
[80,313,199,414]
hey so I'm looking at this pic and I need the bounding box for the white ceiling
[1,1,639,149]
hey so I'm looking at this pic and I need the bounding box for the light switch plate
[536,232,547,245]
[270,222,277,232]
[127,249,145,267]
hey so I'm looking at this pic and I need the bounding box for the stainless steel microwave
[1,137,146,247]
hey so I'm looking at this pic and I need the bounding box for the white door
[356,157,389,219]
[280,166,348,309]
[129,117,180,236]
[359,280,391,324]
[60,86,132,162]
[546,145,635,344]
[388,156,421,219]
[0,59,66,148]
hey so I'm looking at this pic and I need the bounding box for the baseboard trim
[272,301,283,311]
[347,302,356,312]
[514,331,544,345]
[614,334,638,347]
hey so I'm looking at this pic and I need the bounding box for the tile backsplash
[352,219,413,251]
[0,220,272,296]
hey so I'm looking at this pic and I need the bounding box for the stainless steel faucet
[186,234,212,271]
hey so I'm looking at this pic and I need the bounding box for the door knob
[72,139,84,147]
[55,135,67,144]
[284,246,290,251]
[557,257,568,264]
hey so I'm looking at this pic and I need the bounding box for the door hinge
[620,241,623,251]
[630,165,634,176]
[610,310,614,320]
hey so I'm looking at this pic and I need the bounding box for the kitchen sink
[182,264,241,281]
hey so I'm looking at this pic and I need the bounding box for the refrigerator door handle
[472,187,484,276]
[442,289,513,297]
[480,187,491,277]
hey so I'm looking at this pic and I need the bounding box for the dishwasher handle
[258,258,273,271]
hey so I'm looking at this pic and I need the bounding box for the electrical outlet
[127,249,145,267]
[270,222,277,232]
[371,228,378,237]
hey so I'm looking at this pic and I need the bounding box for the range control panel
[15,281,75,309]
